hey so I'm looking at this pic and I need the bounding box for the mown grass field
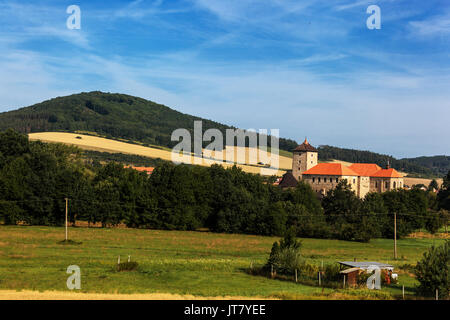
[0,225,446,300]
[28,132,291,176]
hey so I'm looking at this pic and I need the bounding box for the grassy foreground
[0,225,445,299]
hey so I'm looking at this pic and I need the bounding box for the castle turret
[292,138,318,181]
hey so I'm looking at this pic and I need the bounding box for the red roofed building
[283,139,404,198]
[348,163,382,176]
[125,166,155,175]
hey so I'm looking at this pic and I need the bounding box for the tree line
[0,130,448,242]
[318,145,439,177]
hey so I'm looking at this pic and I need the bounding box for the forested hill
[318,145,448,178]
[0,91,298,152]
[399,155,450,177]
[0,91,446,177]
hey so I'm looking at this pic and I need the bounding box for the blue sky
[0,0,449,158]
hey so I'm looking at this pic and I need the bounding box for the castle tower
[292,138,318,181]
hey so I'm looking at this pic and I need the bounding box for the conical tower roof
[293,138,318,152]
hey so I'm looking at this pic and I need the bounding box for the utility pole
[394,212,397,259]
[65,197,68,241]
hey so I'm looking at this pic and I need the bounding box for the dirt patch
[406,232,449,239]
[0,290,273,300]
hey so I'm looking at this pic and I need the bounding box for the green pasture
[0,225,445,299]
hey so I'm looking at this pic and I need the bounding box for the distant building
[338,261,395,287]
[279,138,404,198]
[125,166,155,175]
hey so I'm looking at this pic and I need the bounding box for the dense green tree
[415,241,449,299]
[437,171,450,211]
[321,180,376,242]
[428,179,439,191]
[0,130,444,242]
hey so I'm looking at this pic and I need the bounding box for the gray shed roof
[338,261,394,269]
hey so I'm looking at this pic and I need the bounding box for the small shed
[338,261,395,287]
[340,267,362,287]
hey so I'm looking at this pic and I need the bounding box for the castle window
[318,177,321,183]
[312,177,315,183]
[336,178,338,183]
[393,182,396,188]
[385,181,389,188]
[324,178,327,182]
[375,182,378,188]
[353,178,356,184]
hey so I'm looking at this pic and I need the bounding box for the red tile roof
[293,138,318,152]
[348,163,382,176]
[302,163,359,176]
[125,166,155,175]
[370,168,403,178]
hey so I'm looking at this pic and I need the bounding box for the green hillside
[399,155,450,177]
[0,91,446,177]
[0,91,298,152]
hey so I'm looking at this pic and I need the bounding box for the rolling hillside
[0,91,297,152]
[0,91,447,178]
[28,132,290,176]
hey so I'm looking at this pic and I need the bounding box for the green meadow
[0,225,445,299]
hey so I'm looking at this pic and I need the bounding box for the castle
[279,139,404,198]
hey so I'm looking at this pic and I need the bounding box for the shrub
[357,271,371,286]
[297,262,319,279]
[272,247,303,275]
[265,228,303,275]
[322,264,341,283]
[116,261,139,272]
[415,240,449,299]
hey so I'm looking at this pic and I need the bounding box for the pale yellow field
[28,132,291,176]
[0,290,271,300]
[403,177,443,189]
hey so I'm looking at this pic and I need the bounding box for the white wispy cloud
[113,0,187,19]
[334,0,374,11]
[409,13,450,36]
[0,0,449,157]
[2,43,448,157]
[0,1,90,48]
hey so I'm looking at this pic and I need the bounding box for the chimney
[386,159,390,169]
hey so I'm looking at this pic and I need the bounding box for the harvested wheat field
[403,177,443,188]
[29,132,291,176]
